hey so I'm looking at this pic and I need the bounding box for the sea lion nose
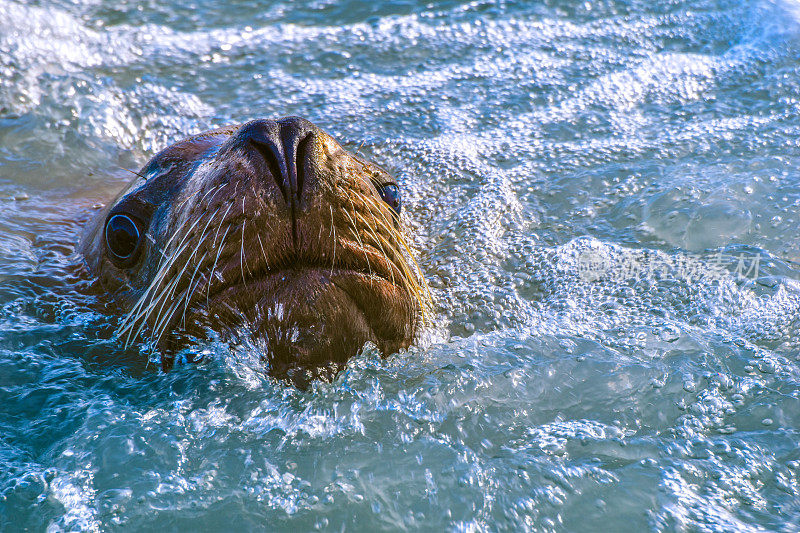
[234,116,318,206]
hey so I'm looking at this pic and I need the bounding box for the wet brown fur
[79,117,429,384]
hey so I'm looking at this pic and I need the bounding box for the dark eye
[378,183,402,215]
[105,213,142,263]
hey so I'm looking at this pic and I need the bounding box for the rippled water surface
[4,0,800,530]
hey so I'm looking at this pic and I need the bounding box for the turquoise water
[3,0,800,530]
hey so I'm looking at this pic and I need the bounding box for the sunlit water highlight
[2,0,800,530]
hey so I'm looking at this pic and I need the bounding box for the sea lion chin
[79,116,426,384]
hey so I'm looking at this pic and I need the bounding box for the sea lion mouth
[201,244,405,300]
[202,267,387,327]
[195,243,408,330]
[194,266,408,383]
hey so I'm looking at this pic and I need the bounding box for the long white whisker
[118,204,221,344]
[341,199,372,281]
[206,224,231,309]
[119,209,210,335]
[257,233,270,270]
[330,205,337,275]
[181,251,210,328]
[240,220,249,285]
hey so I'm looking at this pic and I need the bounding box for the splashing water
[2,0,800,530]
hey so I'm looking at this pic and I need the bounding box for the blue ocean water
[2,0,800,530]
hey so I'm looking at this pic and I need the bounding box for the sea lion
[79,117,427,384]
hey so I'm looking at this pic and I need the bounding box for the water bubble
[758,360,776,374]
[659,326,680,342]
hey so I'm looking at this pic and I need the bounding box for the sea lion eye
[105,213,142,263]
[378,183,402,215]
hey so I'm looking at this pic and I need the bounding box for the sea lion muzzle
[79,117,428,384]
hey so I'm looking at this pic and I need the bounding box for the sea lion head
[80,117,427,383]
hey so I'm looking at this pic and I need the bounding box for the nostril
[295,135,312,200]
[249,138,288,203]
